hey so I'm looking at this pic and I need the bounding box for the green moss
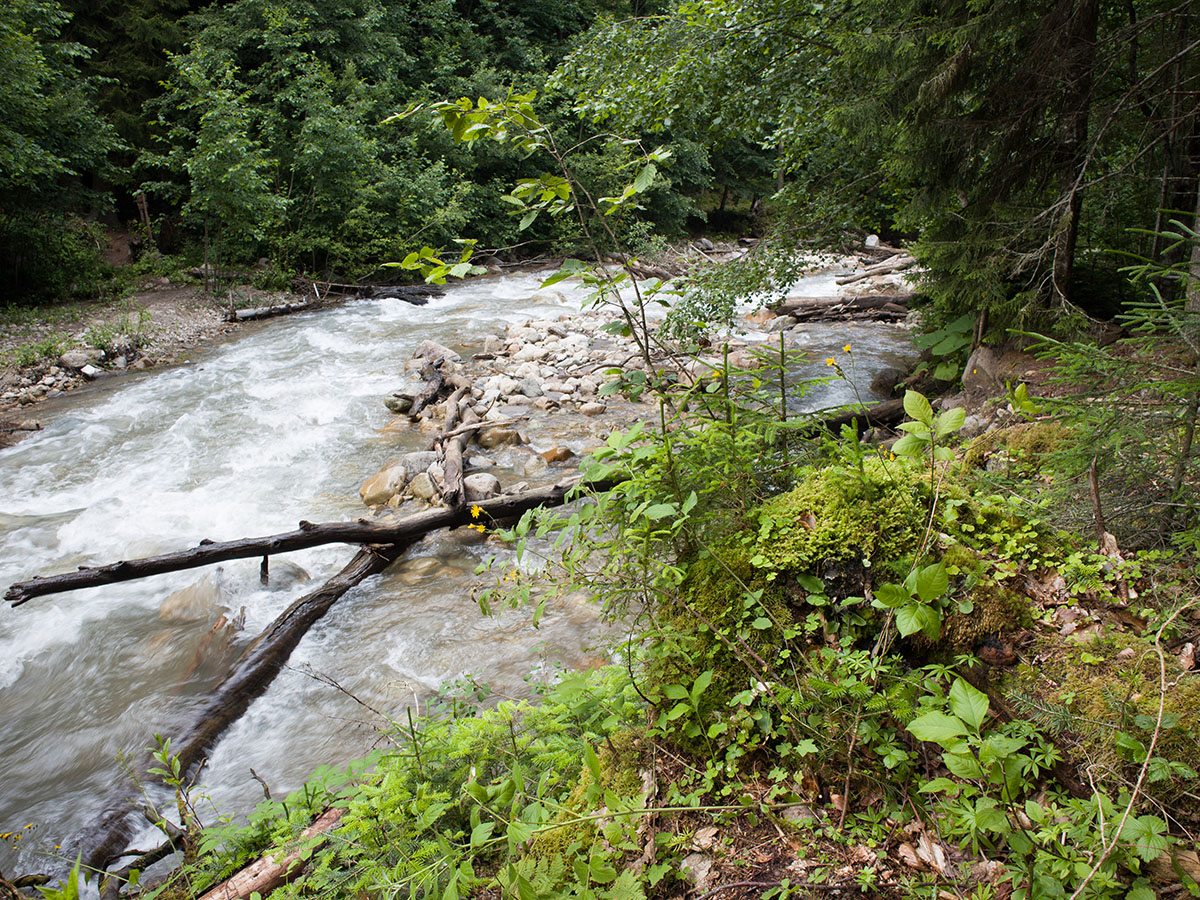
[528,728,645,860]
[963,422,1074,471]
[1003,632,1200,825]
[748,457,930,576]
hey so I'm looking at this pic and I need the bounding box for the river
[0,270,910,875]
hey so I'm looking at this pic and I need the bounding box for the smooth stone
[58,348,102,370]
[467,455,496,468]
[482,335,505,355]
[532,396,558,410]
[360,461,408,506]
[518,376,544,397]
[541,446,574,463]
[412,339,461,364]
[524,454,550,477]
[580,401,607,416]
[399,450,439,473]
[464,472,501,501]
[963,345,1002,394]
[478,426,523,449]
[408,472,439,500]
[80,364,103,379]
[384,394,413,414]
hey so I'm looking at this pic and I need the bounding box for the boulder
[360,460,408,506]
[408,472,439,501]
[384,394,413,414]
[399,450,440,473]
[464,472,501,501]
[962,346,1003,396]
[412,339,461,365]
[58,348,103,370]
[478,426,524,449]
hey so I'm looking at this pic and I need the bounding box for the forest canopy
[1,0,1196,333]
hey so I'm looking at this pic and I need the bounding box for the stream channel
[0,270,911,874]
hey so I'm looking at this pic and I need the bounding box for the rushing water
[0,271,910,872]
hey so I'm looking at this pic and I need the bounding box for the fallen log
[771,294,911,323]
[195,807,345,900]
[80,544,411,872]
[70,476,617,870]
[835,255,916,286]
[807,398,905,436]
[228,301,314,323]
[7,477,615,606]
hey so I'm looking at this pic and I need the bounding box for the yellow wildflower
[469,523,486,533]
[843,343,851,352]
[825,357,835,366]
[470,505,483,519]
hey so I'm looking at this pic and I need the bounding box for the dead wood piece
[229,302,313,323]
[440,416,521,440]
[806,399,905,437]
[834,255,916,286]
[440,407,478,509]
[424,387,470,451]
[7,477,616,607]
[70,476,617,869]
[408,370,445,418]
[196,808,345,900]
[773,293,912,321]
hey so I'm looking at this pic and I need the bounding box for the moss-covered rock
[747,457,931,577]
[963,422,1074,472]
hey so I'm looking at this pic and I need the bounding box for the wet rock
[468,455,496,468]
[400,450,439,473]
[408,472,439,501]
[159,571,226,621]
[361,460,408,506]
[870,366,906,395]
[464,472,502,501]
[531,396,558,410]
[478,428,524,449]
[580,401,607,416]
[524,454,550,477]
[482,335,505,355]
[412,339,461,365]
[541,446,574,464]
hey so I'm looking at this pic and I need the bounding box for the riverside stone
[360,461,408,506]
[464,472,501,501]
[408,472,438,500]
[478,426,523,449]
[412,339,461,364]
[580,401,607,416]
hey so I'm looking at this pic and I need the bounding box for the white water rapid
[0,271,910,873]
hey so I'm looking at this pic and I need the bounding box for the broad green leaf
[919,777,961,794]
[891,434,926,457]
[872,583,910,609]
[935,406,966,437]
[896,602,940,639]
[948,678,988,731]
[643,503,677,520]
[632,162,657,193]
[914,563,949,603]
[906,711,967,745]
[584,744,603,782]
[517,210,537,231]
[942,749,985,779]
[903,389,934,425]
[751,616,772,629]
[693,669,713,698]
[662,683,688,700]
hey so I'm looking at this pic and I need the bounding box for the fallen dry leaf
[1180,642,1196,672]
[897,842,921,870]
[690,826,719,851]
[916,833,947,873]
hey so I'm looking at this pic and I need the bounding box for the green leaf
[643,503,677,520]
[518,210,537,231]
[919,777,962,794]
[943,749,985,779]
[891,433,926,457]
[469,821,494,848]
[692,669,713,699]
[872,583,910,609]
[906,711,967,745]
[632,162,657,193]
[935,406,966,437]
[751,616,772,629]
[584,744,603,783]
[662,683,688,700]
[914,563,949,604]
[948,678,989,731]
[896,602,940,639]
[903,389,934,425]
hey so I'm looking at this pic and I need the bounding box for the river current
[0,271,909,873]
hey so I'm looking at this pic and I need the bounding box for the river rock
[468,455,496,468]
[464,472,502,501]
[400,450,439,473]
[523,454,549,477]
[541,446,574,464]
[408,472,439,501]
[159,571,225,621]
[482,335,505,355]
[518,376,544,397]
[58,348,103,370]
[478,426,523,449]
[361,460,408,506]
[412,339,461,364]
[580,401,607,416]
[80,364,103,379]
[870,366,906,395]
